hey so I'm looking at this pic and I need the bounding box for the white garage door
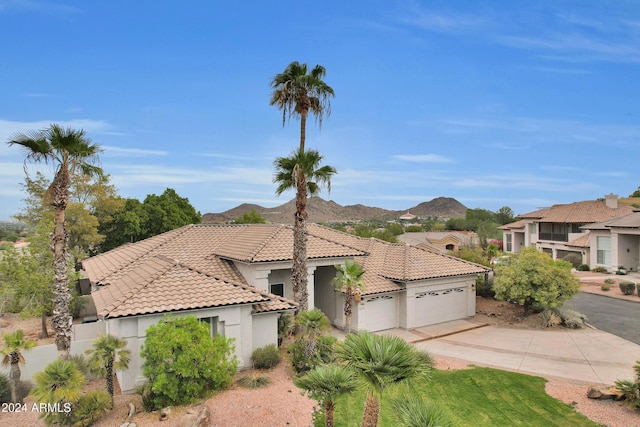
[414,287,468,326]
[362,294,396,332]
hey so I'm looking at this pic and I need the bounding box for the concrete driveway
[366,319,640,387]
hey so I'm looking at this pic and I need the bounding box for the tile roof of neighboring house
[83,223,489,317]
[602,212,640,228]
[566,232,591,248]
[509,201,634,224]
[498,219,526,230]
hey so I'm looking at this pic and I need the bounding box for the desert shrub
[141,315,238,410]
[604,278,615,285]
[615,360,640,410]
[405,225,423,232]
[619,281,636,295]
[251,344,280,369]
[475,274,494,298]
[289,335,337,374]
[637,284,640,297]
[391,394,454,427]
[278,313,294,346]
[616,269,627,275]
[0,372,10,403]
[539,310,561,328]
[71,390,112,426]
[601,284,611,291]
[576,264,590,271]
[136,383,155,412]
[591,266,608,273]
[237,374,272,389]
[559,308,588,329]
[562,253,582,268]
[68,354,97,380]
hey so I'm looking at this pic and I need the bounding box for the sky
[1,1,639,221]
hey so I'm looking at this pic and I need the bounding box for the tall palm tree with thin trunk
[270,61,334,151]
[274,149,336,312]
[333,261,366,333]
[337,331,432,427]
[1,330,36,403]
[7,124,103,360]
[294,364,358,427]
[86,334,131,405]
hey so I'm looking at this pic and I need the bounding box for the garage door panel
[414,287,467,326]
[362,295,396,332]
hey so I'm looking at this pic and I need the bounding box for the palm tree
[7,124,103,360]
[274,149,336,312]
[270,61,334,151]
[336,331,432,427]
[30,358,86,425]
[294,365,357,427]
[333,261,366,333]
[1,330,36,403]
[391,394,454,427]
[296,308,331,361]
[86,334,131,404]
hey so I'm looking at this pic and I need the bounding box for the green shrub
[616,269,627,275]
[278,313,294,346]
[620,281,636,295]
[68,354,97,380]
[591,266,608,273]
[251,344,280,370]
[539,310,561,328]
[615,360,640,410]
[576,264,590,271]
[71,390,111,426]
[475,274,494,298]
[141,315,238,410]
[237,374,272,389]
[604,278,615,285]
[637,284,640,297]
[559,308,588,329]
[289,335,337,374]
[562,253,582,268]
[405,225,423,232]
[0,372,10,403]
[601,284,611,291]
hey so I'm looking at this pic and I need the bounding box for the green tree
[630,187,640,198]
[270,61,334,151]
[493,247,580,311]
[495,206,515,225]
[464,208,495,231]
[30,358,85,425]
[98,198,147,251]
[234,209,267,224]
[85,334,131,404]
[294,365,358,427]
[333,261,366,333]
[7,124,103,360]
[485,243,499,265]
[274,149,336,312]
[142,188,201,237]
[141,315,238,410]
[1,330,36,403]
[444,217,466,231]
[337,331,432,427]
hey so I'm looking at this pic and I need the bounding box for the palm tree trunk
[40,311,49,339]
[299,110,307,151]
[51,168,72,360]
[361,393,380,427]
[344,291,352,333]
[324,401,335,427]
[9,357,20,403]
[293,171,308,313]
[106,358,114,404]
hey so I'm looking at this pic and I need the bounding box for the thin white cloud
[596,171,628,178]
[102,146,168,157]
[450,173,598,193]
[393,154,453,163]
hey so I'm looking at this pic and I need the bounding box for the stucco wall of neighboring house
[109,304,257,394]
[588,229,612,270]
[268,268,293,299]
[252,312,279,352]
[314,265,338,325]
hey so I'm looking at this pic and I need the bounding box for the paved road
[566,293,640,345]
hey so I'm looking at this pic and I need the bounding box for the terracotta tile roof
[498,219,526,230]
[519,201,633,224]
[566,232,590,248]
[604,212,640,228]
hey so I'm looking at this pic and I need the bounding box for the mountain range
[202,197,467,224]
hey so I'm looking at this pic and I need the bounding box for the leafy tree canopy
[234,209,266,224]
[493,247,580,311]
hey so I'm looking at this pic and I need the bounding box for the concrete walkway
[375,320,640,386]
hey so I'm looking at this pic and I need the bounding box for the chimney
[605,193,618,209]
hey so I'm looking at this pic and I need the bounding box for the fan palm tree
[274,149,336,312]
[1,330,36,403]
[86,334,131,404]
[336,331,432,427]
[270,61,334,151]
[294,365,357,427]
[333,261,366,333]
[391,393,454,427]
[296,308,331,360]
[30,358,86,425]
[7,124,103,360]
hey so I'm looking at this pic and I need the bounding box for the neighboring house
[81,223,488,393]
[397,231,479,253]
[583,210,640,272]
[499,194,634,265]
[398,212,417,221]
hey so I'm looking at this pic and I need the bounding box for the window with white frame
[506,234,513,252]
[597,236,611,265]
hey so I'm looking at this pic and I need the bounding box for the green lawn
[319,367,601,427]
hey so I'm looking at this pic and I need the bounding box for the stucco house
[499,194,634,265]
[582,210,640,272]
[397,231,479,253]
[81,223,488,393]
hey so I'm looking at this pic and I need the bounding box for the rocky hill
[202,197,467,224]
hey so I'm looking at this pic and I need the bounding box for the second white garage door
[414,287,468,326]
